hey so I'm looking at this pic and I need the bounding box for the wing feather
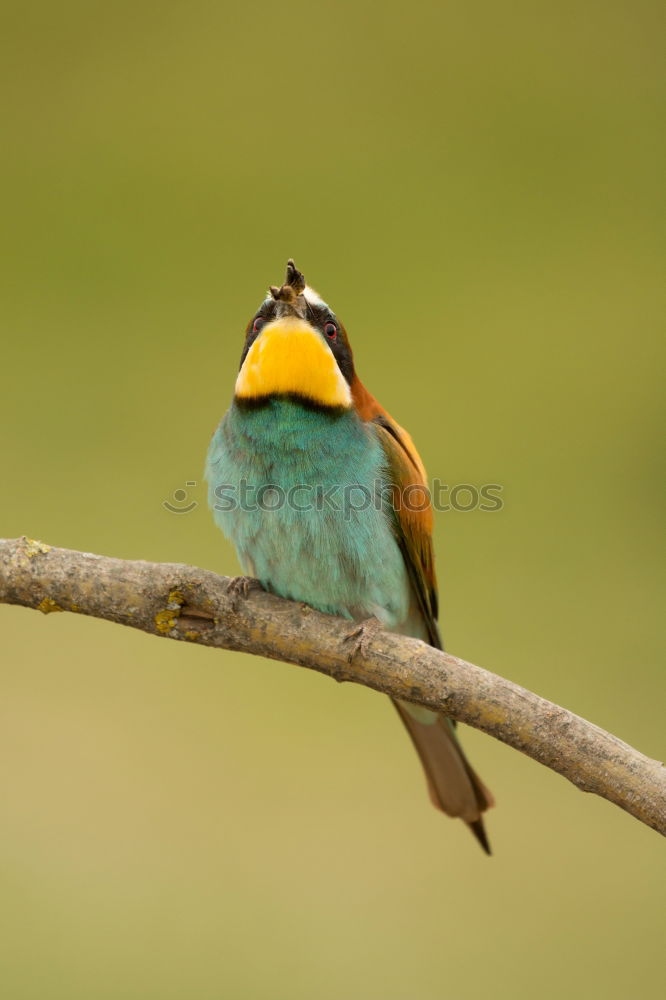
[353,376,494,848]
[352,376,440,648]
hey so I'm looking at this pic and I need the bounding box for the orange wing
[352,377,441,649]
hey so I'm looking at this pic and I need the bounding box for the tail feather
[469,818,492,856]
[393,699,494,854]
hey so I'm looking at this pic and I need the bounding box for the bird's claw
[344,616,383,663]
[226,576,261,609]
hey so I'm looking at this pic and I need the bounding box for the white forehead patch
[303,285,327,308]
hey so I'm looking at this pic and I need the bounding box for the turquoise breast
[205,398,411,627]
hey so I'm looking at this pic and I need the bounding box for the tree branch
[1,536,664,836]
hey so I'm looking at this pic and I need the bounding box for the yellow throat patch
[235,317,352,408]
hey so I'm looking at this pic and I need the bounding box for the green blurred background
[1,1,664,997]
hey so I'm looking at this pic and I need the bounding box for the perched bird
[205,260,494,852]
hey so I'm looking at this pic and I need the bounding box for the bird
[205,259,494,853]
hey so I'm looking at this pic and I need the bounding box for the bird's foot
[226,576,261,609]
[344,616,383,663]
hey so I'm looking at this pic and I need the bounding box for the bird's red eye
[252,317,266,335]
[324,322,337,340]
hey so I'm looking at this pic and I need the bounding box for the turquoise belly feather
[205,398,411,627]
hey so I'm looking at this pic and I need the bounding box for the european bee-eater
[205,260,494,852]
